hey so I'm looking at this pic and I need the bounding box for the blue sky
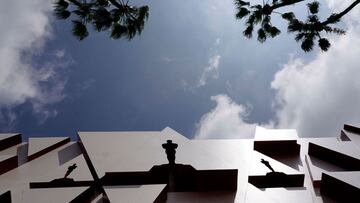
[1,0,360,140]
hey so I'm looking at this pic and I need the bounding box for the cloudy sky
[0,0,359,140]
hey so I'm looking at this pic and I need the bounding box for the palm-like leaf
[54,0,70,19]
[235,1,283,43]
[318,38,330,51]
[257,28,266,42]
[54,8,71,19]
[307,1,320,14]
[235,0,250,7]
[97,0,109,7]
[53,0,149,40]
[269,26,281,37]
[111,23,127,39]
[236,7,250,19]
[57,0,69,8]
[243,25,254,38]
[301,37,314,52]
[72,20,89,40]
[282,12,295,21]
[234,0,357,52]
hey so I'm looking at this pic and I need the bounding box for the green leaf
[251,5,262,10]
[253,10,263,24]
[257,28,266,43]
[282,12,295,21]
[111,9,121,22]
[246,15,255,25]
[318,38,330,51]
[307,1,320,14]
[96,0,109,6]
[262,4,272,15]
[236,7,250,19]
[308,15,319,23]
[295,33,305,42]
[53,0,149,41]
[301,37,314,52]
[262,15,271,24]
[54,0,70,19]
[111,23,127,39]
[326,13,340,24]
[138,6,149,20]
[56,0,69,9]
[54,8,71,19]
[235,0,250,7]
[269,26,280,37]
[72,20,89,40]
[332,28,346,35]
[125,18,137,39]
[243,25,254,38]
[73,9,89,18]
[93,8,112,31]
[288,19,303,32]
[263,23,272,33]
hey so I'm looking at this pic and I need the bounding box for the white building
[0,125,359,202]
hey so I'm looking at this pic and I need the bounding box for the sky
[0,0,360,140]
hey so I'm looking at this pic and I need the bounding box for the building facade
[0,125,360,202]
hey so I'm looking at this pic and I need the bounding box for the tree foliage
[54,0,149,40]
[53,0,360,52]
[235,0,360,52]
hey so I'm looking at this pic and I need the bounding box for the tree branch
[109,0,124,9]
[272,0,305,10]
[68,0,82,7]
[322,0,360,25]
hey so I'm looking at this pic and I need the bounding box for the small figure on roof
[64,163,77,178]
[162,140,178,165]
[261,159,275,173]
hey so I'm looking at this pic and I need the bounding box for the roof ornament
[261,159,275,172]
[64,163,77,178]
[162,140,178,165]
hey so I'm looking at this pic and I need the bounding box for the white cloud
[326,0,360,21]
[268,1,360,137]
[214,38,221,46]
[195,95,257,139]
[161,56,175,63]
[0,1,69,126]
[55,49,66,59]
[195,1,360,139]
[197,54,221,87]
[182,38,222,91]
[196,31,360,138]
[271,26,360,137]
